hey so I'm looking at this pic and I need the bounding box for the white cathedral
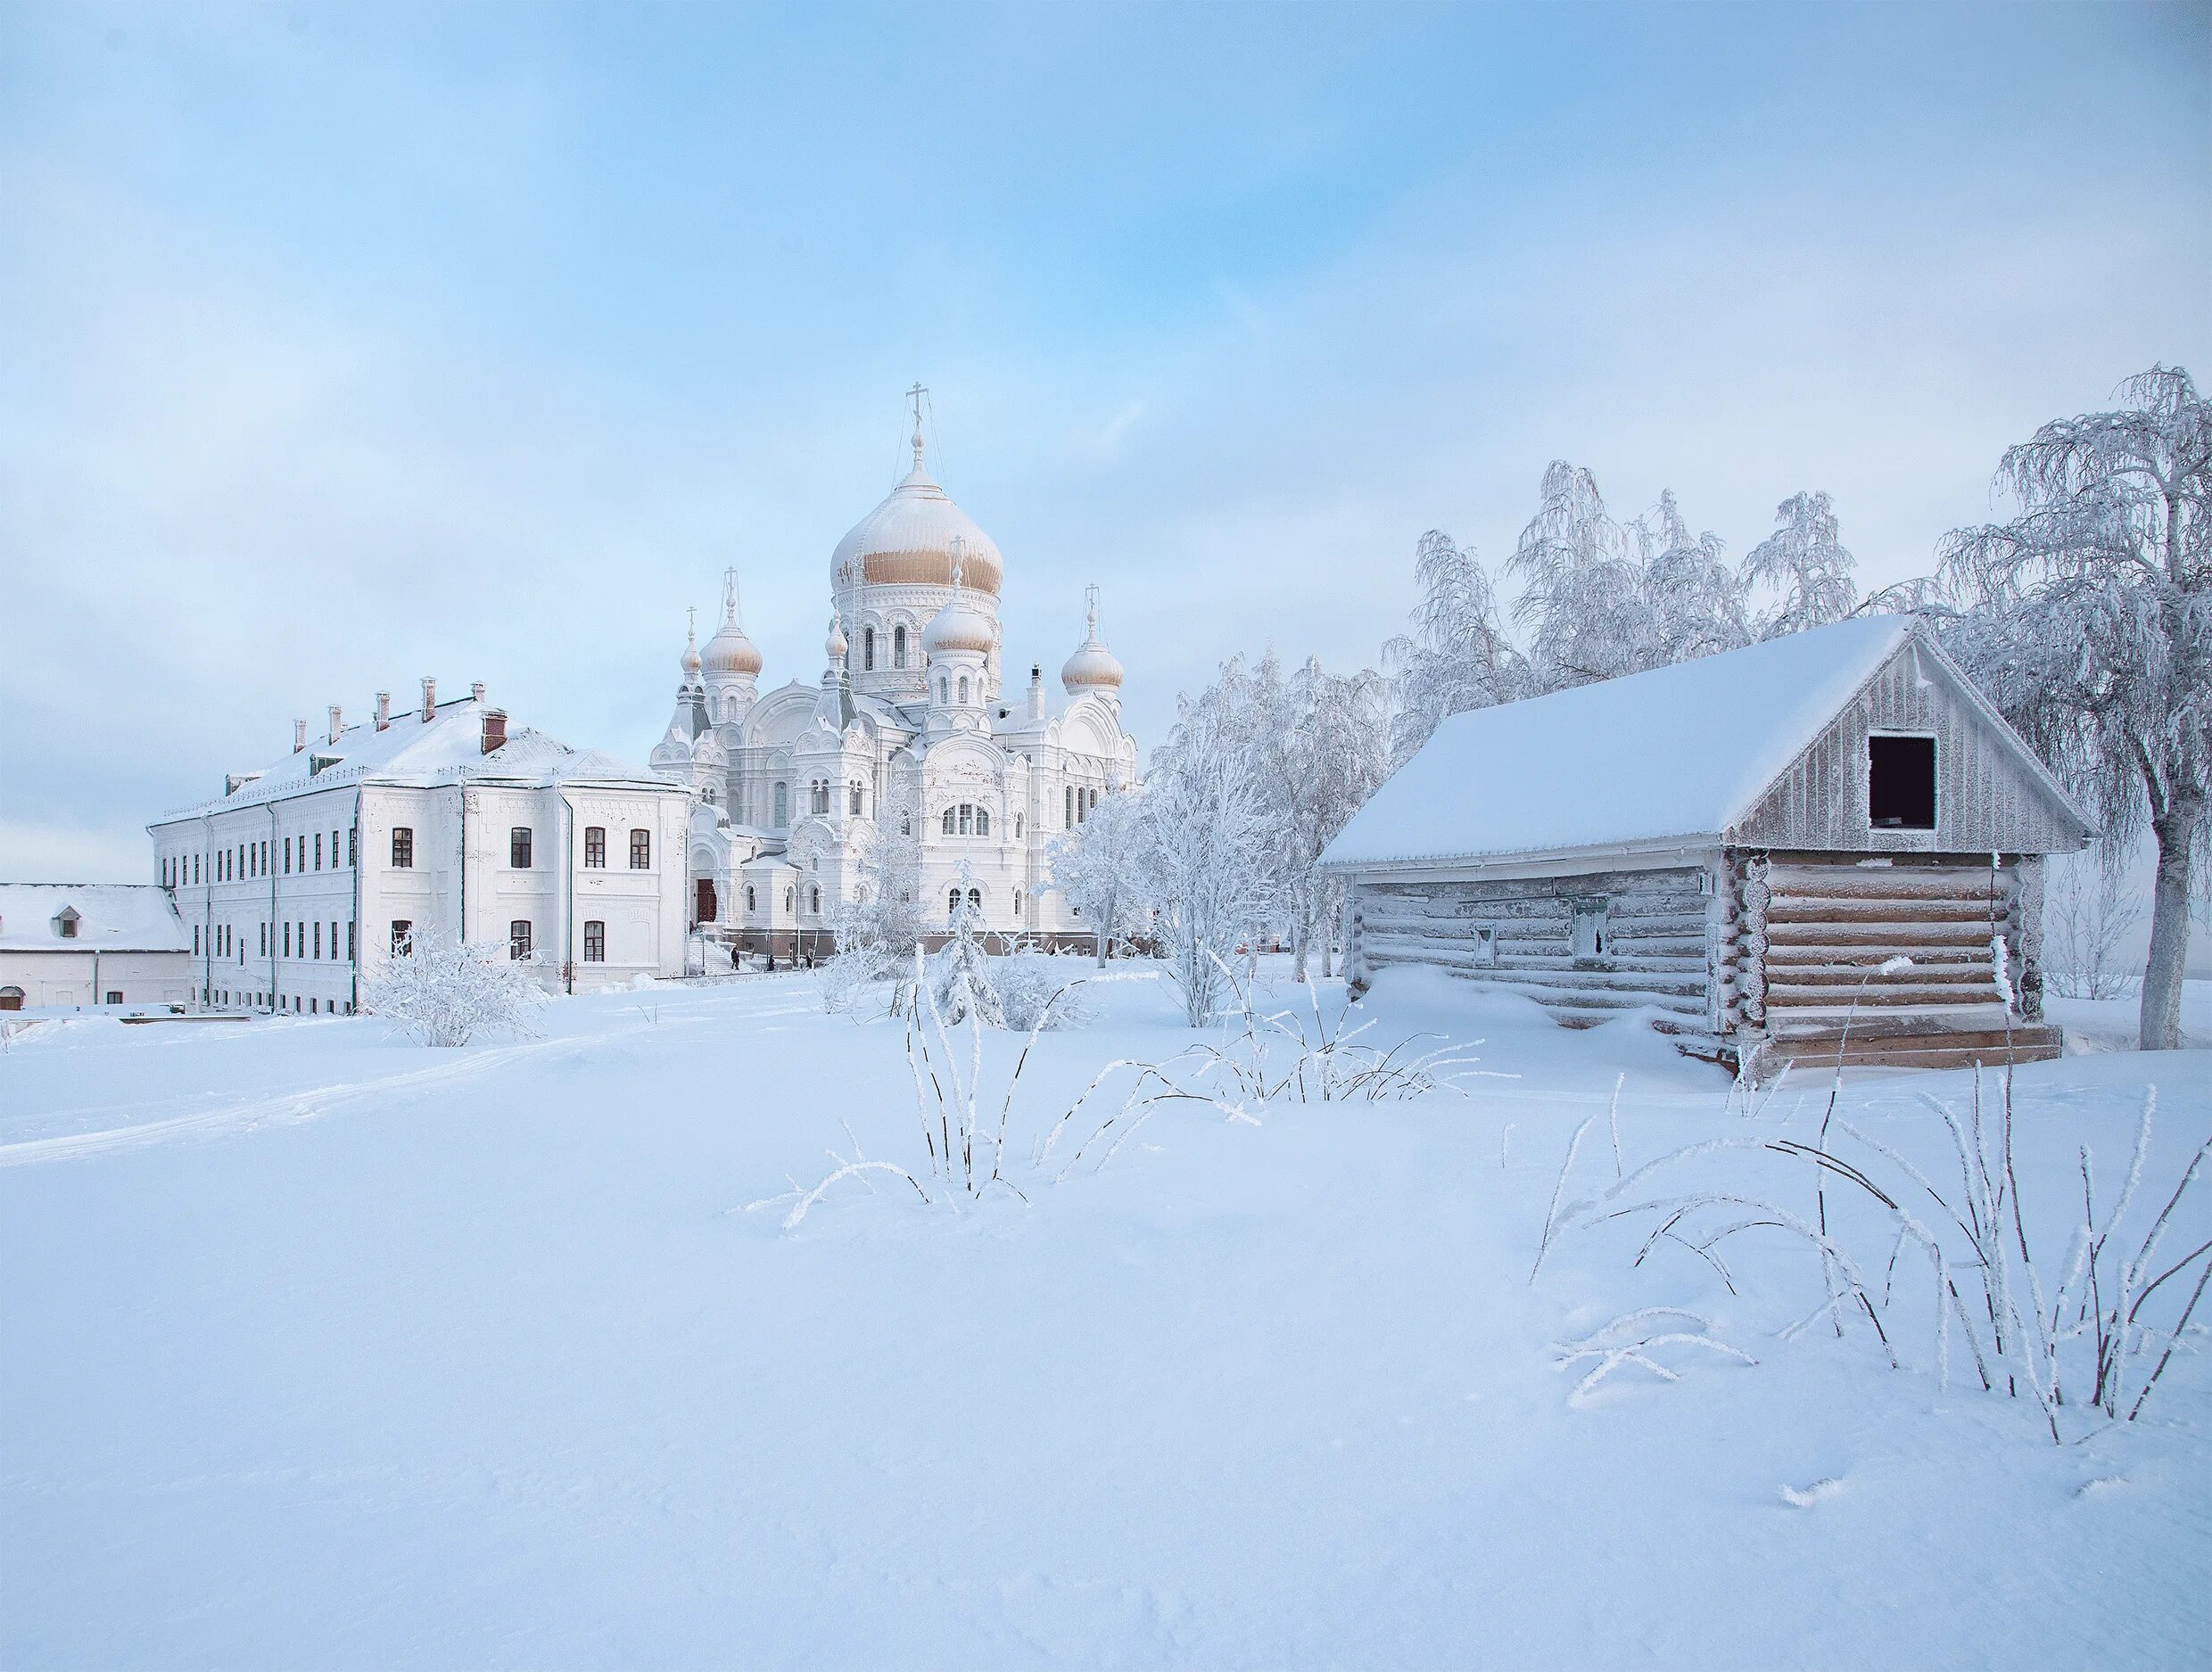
[648,399,1139,957]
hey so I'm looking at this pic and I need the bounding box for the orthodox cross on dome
[722,566,742,627]
[1085,583,1100,639]
[906,381,929,471]
[949,532,966,595]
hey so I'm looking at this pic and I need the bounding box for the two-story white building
[149,681,691,1013]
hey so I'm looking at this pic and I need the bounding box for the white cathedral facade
[649,405,1138,957]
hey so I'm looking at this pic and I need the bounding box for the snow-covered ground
[3,966,2207,1669]
[2048,976,2212,1054]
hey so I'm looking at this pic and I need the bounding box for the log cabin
[1320,616,2093,1075]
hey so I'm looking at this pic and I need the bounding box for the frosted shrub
[361,938,545,1047]
[995,951,1094,1033]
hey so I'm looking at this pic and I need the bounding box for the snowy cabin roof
[1321,615,2090,872]
[153,697,673,825]
[0,884,189,953]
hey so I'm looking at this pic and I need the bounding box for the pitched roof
[0,884,190,953]
[1321,615,2080,870]
[153,697,671,824]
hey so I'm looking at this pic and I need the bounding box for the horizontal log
[1766,984,2008,1009]
[1761,920,1997,949]
[1766,898,2009,926]
[1763,866,2018,902]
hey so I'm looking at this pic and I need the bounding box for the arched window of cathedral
[895,625,909,669]
[948,886,962,920]
[849,781,863,815]
[746,885,756,913]
[1014,814,1024,839]
[810,885,821,914]
[1012,890,1023,917]
[937,675,948,704]
[1065,786,1074,827]
[976,808,989,836]
[773,783,788,826]
[968,887,982,910]
[958,804,972,836]
[900,811,912,836]
[958,674,970,704]
[942,807,956,836]
[785,886,794,913]
[863,627,876,671]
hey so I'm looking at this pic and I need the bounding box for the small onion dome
[1061,589,1123,692]
[680,621,703,681]
[701,617,763,679]
[826,609,848,664]
[923,592,995,657]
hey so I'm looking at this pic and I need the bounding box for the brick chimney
[327,704,343,744]
[293,719,308,753]
[374,691,391,730]
[421,677,436,721]
[481,709,508,754]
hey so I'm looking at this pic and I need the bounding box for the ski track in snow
[0,984,821,1169]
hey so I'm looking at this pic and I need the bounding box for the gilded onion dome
[830,420,1004,597]
[1061,586,1124,693]
[700,572,763,677]
[679,615,703,682]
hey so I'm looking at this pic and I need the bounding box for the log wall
[1349,865,1718,1034]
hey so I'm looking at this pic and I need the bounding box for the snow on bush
[994,951,1094,1033]
[359,938,546,1047]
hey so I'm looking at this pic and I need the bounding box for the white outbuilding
[0,884,194,1011]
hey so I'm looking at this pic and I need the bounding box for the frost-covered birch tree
[1939,365,2210,1050]
[1745,490,1860,637]
[1280,656,1390,980]
[1140,698,1273,1025]
[1047,787,1153,963]
[1382,530,1529,762]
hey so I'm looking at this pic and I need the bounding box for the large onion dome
[830,424,1004,597]
[1061,588,1124,693]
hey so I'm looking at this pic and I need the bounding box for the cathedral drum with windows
[649,394,1139,957]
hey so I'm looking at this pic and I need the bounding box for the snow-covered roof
[0,884,189,953]
[1323,615,2063,870]
[153,697,673,824]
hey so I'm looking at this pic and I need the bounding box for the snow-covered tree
[1141,697,1273,1026]
[1279,656,1391,981]
[1744,490,1860,637]
[835,782,928,960]
[1382,530,1528,763]
[1047,787,1153,963]
[360,936,545,1046]
[1939,365,2210,1050]
[929,871,1003,1027]
[1507,465,1753,690]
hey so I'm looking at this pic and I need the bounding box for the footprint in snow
[1780,1478,1845,1508]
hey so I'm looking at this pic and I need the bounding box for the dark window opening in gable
[1869,735,1937,830]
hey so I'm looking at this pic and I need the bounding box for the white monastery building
[651,392,1139,956]
[0,884,193,1012]
[149,682,690,1013]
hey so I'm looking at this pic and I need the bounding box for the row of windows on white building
[167,824,656,885]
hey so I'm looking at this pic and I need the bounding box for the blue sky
[2,0,2206,880]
